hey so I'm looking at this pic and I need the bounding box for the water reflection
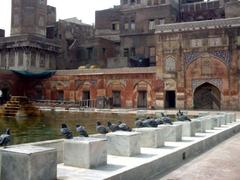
[0,111,136,145]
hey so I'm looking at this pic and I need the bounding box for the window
[130,0,136,4]
[149,47,156,57]
[147,0,152,6]
[137,0,141,4]
[123,0,128,4]
[40,54,45,68]
[149,47,156,66]
[165,56,176,72]
[149,19,156,30]
[130,20,135,31]
[9,52,15,67]
[0,53,6,67]
[154,0,159,5]
[130,48,136,57]
[160,0,166,4]
[124,22,129,31]
[31,52,36,67]
[87,47,93,59]
[159,18,165,25]
[123,48,129,57]
[112,23,119,31]
[102,48,106,56]
[18,52,23,66]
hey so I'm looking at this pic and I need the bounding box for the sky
[0,0,120,36]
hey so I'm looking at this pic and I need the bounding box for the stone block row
[0,112,237,179]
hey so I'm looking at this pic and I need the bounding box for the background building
[1,0,240,110]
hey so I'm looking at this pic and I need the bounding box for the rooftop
[56,67,157,76]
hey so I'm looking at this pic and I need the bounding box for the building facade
[1,0,240,110]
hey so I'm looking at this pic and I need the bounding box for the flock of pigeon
[60,110,191,139]
[0,110,191,146]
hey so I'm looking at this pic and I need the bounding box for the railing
[155,17,240,33]
[32,99,97,109]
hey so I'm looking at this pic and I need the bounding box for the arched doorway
[194,83,221,110]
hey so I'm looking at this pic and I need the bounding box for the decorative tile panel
[192,79,223,91]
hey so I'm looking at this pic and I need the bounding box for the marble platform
[161,124,182,142]
[0,145,57,180]
[133,127,165,148]
[106,131,141,156]
[64,137,107,169]
[57,120,240,180]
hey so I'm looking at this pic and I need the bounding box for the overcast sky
[0,0,120,36]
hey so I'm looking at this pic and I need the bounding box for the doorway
[165,91,176,108]
[194,83,221,110]
[56,90,64,101]
[82,91,90,107]
[0,88,10,104]
[137,91,147,108]
[112,91,121,107]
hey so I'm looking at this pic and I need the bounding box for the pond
[0,111,136,145]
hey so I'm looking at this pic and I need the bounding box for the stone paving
[154,132,240,180]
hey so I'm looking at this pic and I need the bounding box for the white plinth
[64,137,107,169]
[106,131,141,156]
[160,124,182,142]
[211,116,221,127]
[205,117,215,130]
[133,127,165,148]
[219,115,227,125]
[1,145,57,180]
[193,118,206,133]
[174,121,197,137]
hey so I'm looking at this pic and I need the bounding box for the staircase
[0,96,41,117]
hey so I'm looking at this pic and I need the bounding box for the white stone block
[225,113,231,124]
[232,113,237,122]
[64,137,107,169]
[1,145,57,180]
[133,127,165,148]
[205,117,215,130]
[106,131,141,156]
[211,116,221,127]
[160,124,182,142]
[193,118,206,133]
[174,121,198,137]
[219,115,227,125]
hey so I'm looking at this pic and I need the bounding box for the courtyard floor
[153,131,240,180]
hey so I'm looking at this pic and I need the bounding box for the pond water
[0,111,136,145]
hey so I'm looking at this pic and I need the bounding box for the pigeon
[161,113,173,125]
[60,124,73,139]
[107,121,120,132]
[0,129,11,147]
[135,118,144,128]
[118,121,132,131]
[96,121,109,134]
[155,118,164,125]
[176,110,191,121]
[142,119,158,127]
[76,124,88,137]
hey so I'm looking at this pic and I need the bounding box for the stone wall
[11,0,48,36]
